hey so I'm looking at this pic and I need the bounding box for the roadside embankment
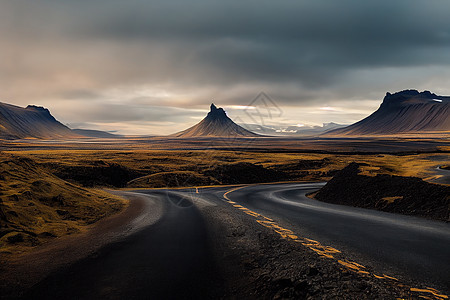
[313,162,450,222]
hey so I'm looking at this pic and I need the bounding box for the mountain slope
[173,104,259,138]
[325,90,450,136]
[0,102,76,139]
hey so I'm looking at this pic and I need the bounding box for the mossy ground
[0,154,126,258]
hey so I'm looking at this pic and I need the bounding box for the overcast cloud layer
[1,0,450,134]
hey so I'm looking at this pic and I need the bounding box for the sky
[1,0,450,135]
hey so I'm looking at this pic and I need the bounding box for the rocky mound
[326,90,450,136]
[47,162,143,188]
[314,162,450,221]
[0,102,77,139]
[172,103,259,138]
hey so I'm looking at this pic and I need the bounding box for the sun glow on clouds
[228,105,256,110]
[319,106,338,111]
[74,121,183,136]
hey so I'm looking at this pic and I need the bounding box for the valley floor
[0,137,448,298]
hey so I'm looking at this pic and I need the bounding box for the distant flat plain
[2,136,449,184]
[1,135,449,153]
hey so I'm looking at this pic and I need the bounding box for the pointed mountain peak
[207,103,226,119]
[171,102,258,137]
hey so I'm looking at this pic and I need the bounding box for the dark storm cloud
[1,0,450,134]
[83,0,450,68]
[4,0,450,86]
[34,0,449,92]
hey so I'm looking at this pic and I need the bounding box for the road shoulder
[199,192,416,299]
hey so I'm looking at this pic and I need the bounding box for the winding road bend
[22,183,450,299]
[219,183,450,290]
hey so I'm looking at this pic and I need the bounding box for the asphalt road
[219,183,450,291]
[433,166,450,184]
[22,183,450,298]
[23,191,225,300]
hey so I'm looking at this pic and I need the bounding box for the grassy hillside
[0,154,126,258]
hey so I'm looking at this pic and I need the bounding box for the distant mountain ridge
[0,102,76,139]
[72,129,122,138]
[173,103,258,138]
[242,122,345,136]
[325,90,450,136]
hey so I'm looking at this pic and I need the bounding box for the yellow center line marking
[410,288,449,299]
[223,185,248,201]
[383,274,399,281]
[222,186,449,300]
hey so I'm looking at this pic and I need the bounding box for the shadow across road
[23,191,223,300]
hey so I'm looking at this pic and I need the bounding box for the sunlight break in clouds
[1,0,450,134]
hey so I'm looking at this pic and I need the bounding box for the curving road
[219,183,450,291]
[431,166,450,184]
[22,191,225,300]
[22,183,450,298]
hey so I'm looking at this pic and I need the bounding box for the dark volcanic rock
[315,162,450,221]
[7,233,24,244]
[203,162,286,184]
[48,163,144,188]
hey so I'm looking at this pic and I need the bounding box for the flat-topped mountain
[325,90,450,136]
[0,102,76,139]
[172,103,258,138]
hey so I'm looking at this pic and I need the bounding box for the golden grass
[4,149,447,182]
[381,196,403,204]
[0,154,127,258]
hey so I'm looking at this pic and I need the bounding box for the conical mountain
[0,102,77,139]
[173,103,258,137]
[325,90,450,136]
